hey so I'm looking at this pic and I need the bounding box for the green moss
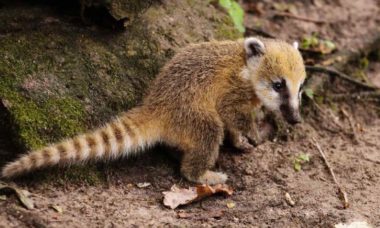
[0,88,85,149]
[0,0,242,184]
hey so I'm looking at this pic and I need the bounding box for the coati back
[2,37,306,184]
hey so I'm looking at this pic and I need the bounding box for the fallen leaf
[51,205,63,213]
[14,189,34,210]
[163,184,233,209]
[0,182,34,210]
[136,182,151,188]
[226,201,236,209]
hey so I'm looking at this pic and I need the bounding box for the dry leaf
[136,182,151,188]
[51,205,63,213]
[0,182,34,210]
[226,201,236,209]
[162,184,233,209]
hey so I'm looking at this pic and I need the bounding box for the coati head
[242,37,306,125]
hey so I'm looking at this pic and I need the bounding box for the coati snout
[280,104,302,125]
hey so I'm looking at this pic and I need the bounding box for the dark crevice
[0,102,23,168]
[0,0,126,30]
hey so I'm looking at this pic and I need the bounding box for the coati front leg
[218,102,256,152]
[179,116,227,184]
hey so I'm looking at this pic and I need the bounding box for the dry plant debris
[0,182,34,210]
[51,205,64,213]
[163,184,233,209]
[311,138,349,209]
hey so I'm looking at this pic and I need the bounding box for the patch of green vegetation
[293,153,310,172]
[359,57,369,70]
[301,34,336,54]
[304,88,314,100]
[0,87,85,150]
[219,0,245,33]
[301,34,319,49]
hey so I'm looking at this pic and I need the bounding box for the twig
[363,157,380,165]
[274,12,327,24]
[306,65,379,90]
[340,108,360,144]
[311,137,349,209]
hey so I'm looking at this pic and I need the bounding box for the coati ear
[292,41,299,49]
[244,37,265,59]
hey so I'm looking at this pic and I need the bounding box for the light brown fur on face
[2,37,306,185]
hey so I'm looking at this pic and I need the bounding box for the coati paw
[234,135,254,153]
[197,170,228,185]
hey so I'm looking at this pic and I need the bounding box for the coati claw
[232,134,255,153]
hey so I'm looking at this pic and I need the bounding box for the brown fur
[1,38,305,184]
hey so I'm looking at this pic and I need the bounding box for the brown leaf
[0,182,34,210]
[162,184,233,209]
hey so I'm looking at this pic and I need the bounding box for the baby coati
[2,37,306,184]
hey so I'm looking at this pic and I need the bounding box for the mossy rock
[0,0,242,183]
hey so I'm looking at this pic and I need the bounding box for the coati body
[2,37,306,184]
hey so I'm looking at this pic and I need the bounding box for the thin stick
[274,12,327,24]
[311,137,349,209]
[306,65,379,91]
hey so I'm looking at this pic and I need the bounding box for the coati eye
[272,79,285,92]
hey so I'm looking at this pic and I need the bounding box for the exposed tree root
[306,65,379,91]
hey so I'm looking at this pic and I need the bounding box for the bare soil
[1,0,380,227]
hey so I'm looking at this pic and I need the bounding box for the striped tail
[1,107,161,178]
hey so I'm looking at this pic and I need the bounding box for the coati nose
[280,105,302,125]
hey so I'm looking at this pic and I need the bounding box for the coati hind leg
[179,116,227,184]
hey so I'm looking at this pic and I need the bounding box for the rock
[0,0,241,151]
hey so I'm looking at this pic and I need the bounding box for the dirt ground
[1,0,380,227]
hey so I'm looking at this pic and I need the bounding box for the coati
[2,37,306,184]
